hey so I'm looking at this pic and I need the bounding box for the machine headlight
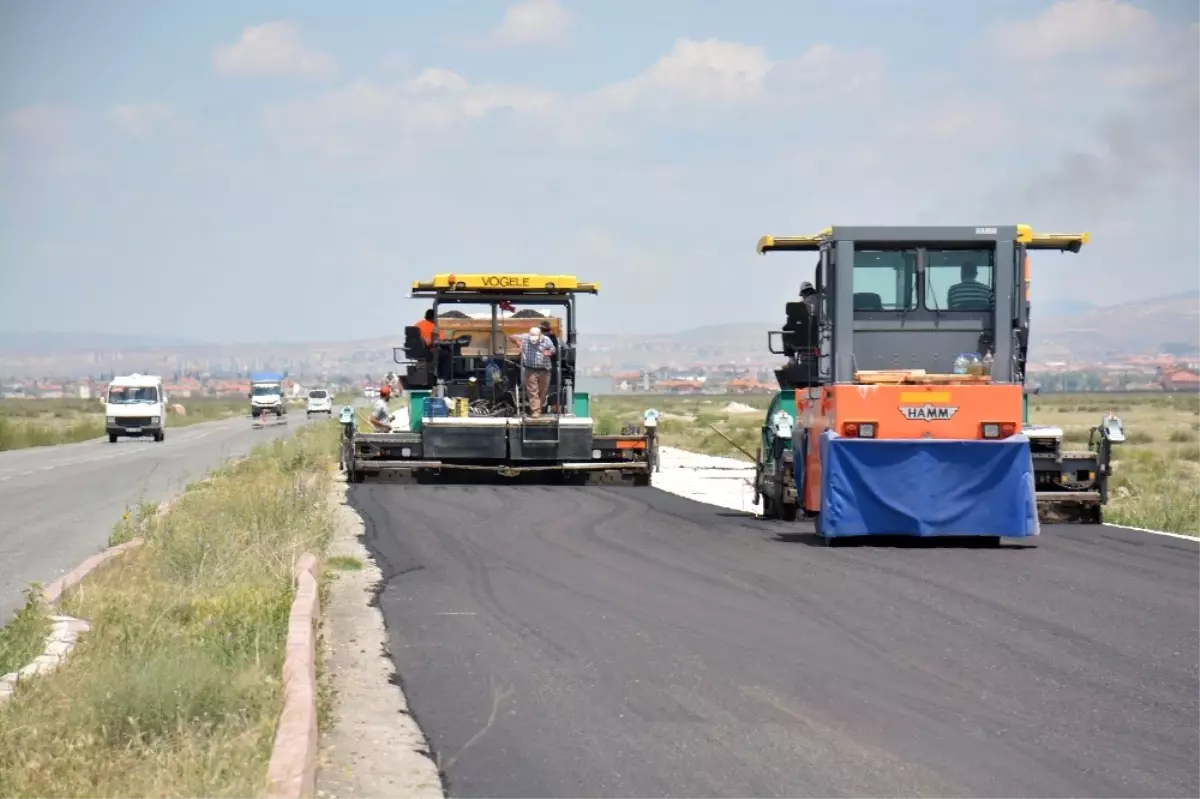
[151,416,160,424]
[592,449,602,459]
[400,447,412,458]
[107,416,115,424]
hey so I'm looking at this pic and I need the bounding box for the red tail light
[980,422,1018,439]
[842,421,877,438]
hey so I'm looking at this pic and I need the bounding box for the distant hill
[0,292,1195,377]
[0,331,205,354]
[1030,290,1199,360]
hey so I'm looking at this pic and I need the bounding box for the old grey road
[353,481,1199,798]
[0,412,317,620]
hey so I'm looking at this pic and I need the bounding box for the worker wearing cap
[369,384,394,431]
[800,280,817,307]
[509,326,556,418]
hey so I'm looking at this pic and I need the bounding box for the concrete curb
[0,536,145,705]
[0,452,260,706]
[266,551,321,799]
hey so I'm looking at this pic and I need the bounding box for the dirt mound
[722,402,760,415]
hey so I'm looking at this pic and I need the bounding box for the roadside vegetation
[0,420,340,798]
[593,391,1200,536]
[0,587,51,677]
[594,393,770,460]
[0,397,247,452]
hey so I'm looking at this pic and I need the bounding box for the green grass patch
[0,422,340,798]
[0,397,250,452]
[0,586,51,676]
[165,398,247,428]
[593,394,768,461]
[0,414,105,451]
[326,555,363,571]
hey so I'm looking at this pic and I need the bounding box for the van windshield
[252,384,280,396]
[108,386,158,404]
[309,390,328,399]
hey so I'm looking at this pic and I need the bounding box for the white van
[306,388,333,416]
[105,373,167,442]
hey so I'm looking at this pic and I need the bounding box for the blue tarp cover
[818,431,1038,538]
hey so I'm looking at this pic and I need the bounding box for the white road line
[1103,523,1199,543]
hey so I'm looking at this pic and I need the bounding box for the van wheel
[154,431,164,442]
[109,433,118,443]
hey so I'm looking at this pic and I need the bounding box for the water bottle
[982,350,994,376]
[953,353,968,375]
[966,352,982,376]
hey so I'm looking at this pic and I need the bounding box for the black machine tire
[348,468,365,484]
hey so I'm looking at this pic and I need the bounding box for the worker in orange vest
[415,309,436,346]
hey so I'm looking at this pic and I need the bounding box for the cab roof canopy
[411,273,599,295]
[755,224,1090,254]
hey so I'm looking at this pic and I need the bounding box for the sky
[0,0,1196,343]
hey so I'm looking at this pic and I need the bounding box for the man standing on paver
[509,326,556,418]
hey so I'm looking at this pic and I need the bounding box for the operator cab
[759,225,1088,386]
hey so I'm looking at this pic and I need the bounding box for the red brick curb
[266,552,321,799]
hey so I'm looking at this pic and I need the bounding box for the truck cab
[249,371,286,417]
[105,373,167,443]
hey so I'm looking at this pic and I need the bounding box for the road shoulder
[316,477,443,799]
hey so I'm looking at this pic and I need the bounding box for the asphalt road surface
[353,482,1199,798]
[0,408,320,621]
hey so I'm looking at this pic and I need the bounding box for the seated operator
[947,264,994,310]
[414,309,437,345]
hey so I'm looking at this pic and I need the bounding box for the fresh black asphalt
[351,481,1200,798]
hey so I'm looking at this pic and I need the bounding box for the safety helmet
[379,384,391,398]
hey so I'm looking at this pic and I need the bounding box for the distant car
[306,389,333,416]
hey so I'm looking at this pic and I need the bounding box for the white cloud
[592,38,773,112]
[109,104,172,137]
[213,22,335,78]
[990,0,1159,63]
[485,0,572,48]
[262,69,556,163]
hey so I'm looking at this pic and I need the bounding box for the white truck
[249,371,287,418]
[105,373,167,443]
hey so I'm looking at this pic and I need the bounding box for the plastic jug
[953,353,969,375]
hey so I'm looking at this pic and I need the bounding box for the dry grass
[0,397,247,451]
[594,391,1200,536]
[594,394,770,460]
[0,421,340,798]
